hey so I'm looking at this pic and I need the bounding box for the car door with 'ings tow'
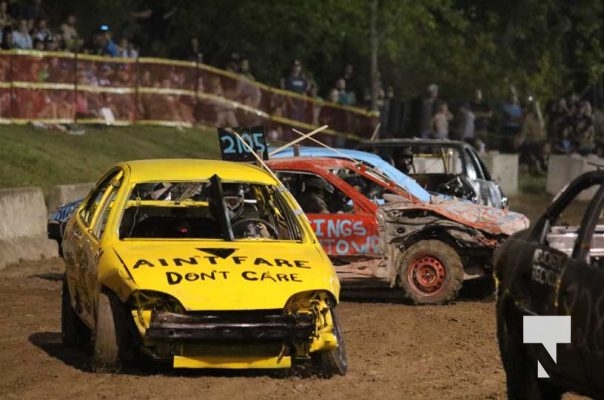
[275,169,380,259]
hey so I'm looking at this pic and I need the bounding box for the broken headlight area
[127,290,185,337]
[284,291,338,355]
[126,290,335,363]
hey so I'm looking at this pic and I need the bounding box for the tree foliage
[53,0,604,101]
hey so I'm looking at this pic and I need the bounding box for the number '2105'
[221,132,265,154]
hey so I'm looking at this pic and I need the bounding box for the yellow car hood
[111,241,339,311]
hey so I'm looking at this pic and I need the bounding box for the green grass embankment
[0,125,220,193]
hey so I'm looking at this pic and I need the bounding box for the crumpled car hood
[109,241,339,311]
[381,194,529,236]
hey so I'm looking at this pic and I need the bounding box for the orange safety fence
[0,50,378,141]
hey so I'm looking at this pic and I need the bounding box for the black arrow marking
[196,248,237,259]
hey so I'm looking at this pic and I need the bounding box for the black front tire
[61,276,89,346]
[93,290,133,373]
[314,308,348,377]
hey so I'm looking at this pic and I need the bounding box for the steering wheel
[436,176,476,202]
[231,218,280,239]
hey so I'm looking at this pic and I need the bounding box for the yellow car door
[71,169,124,326]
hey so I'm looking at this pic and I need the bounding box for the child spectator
[335,78,356,106]
[117,37,138,58]
[552,126,575,155]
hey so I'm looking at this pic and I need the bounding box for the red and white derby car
[267,157,528,304]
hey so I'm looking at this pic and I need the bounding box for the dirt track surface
[0,258,583,400]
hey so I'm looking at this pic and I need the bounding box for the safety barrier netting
[0,50,378,141]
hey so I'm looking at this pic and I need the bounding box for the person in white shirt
[12,18,32,49]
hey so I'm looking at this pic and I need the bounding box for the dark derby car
[495,170,604,399]
[357,139,507,209]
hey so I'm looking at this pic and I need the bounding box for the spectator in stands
[30,17,50,42]
[12,18,32,49]
[327,88,339,103]
[60,14,81,52]
[225,52,240,73]
[117,37,138,58]
[335,78,356,106]
[281,59,309,95]
[341,63,361,106]
[452,102,475,144]
[572,100,596,156]
[239,58,254,81]
[420,83,439,138]
[552,125,575,155]
[431,102,453,139]
[0,1,13,34]
[0,25,13,49]
[181,36,203,62]
[501,88,523,152]
[546,97,571,140]
[281,59,309,121]
[469,89,492,145]
[517,101,547,174]
[98,24,118,57]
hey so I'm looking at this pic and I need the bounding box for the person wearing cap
[299,177,333,214]
[98,24,118,57]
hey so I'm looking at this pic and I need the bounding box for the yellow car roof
[118,159,277,185]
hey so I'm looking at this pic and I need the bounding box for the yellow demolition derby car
[59,159,346,375]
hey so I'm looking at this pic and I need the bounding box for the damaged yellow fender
[60,159,346,375]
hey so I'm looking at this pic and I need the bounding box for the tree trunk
[369,0,379,112]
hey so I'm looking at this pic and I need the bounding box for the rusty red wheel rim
[407,255,447,294]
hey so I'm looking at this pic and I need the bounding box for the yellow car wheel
[93,291,132,373]
[61,276,89,346]
[313,308,348,377]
